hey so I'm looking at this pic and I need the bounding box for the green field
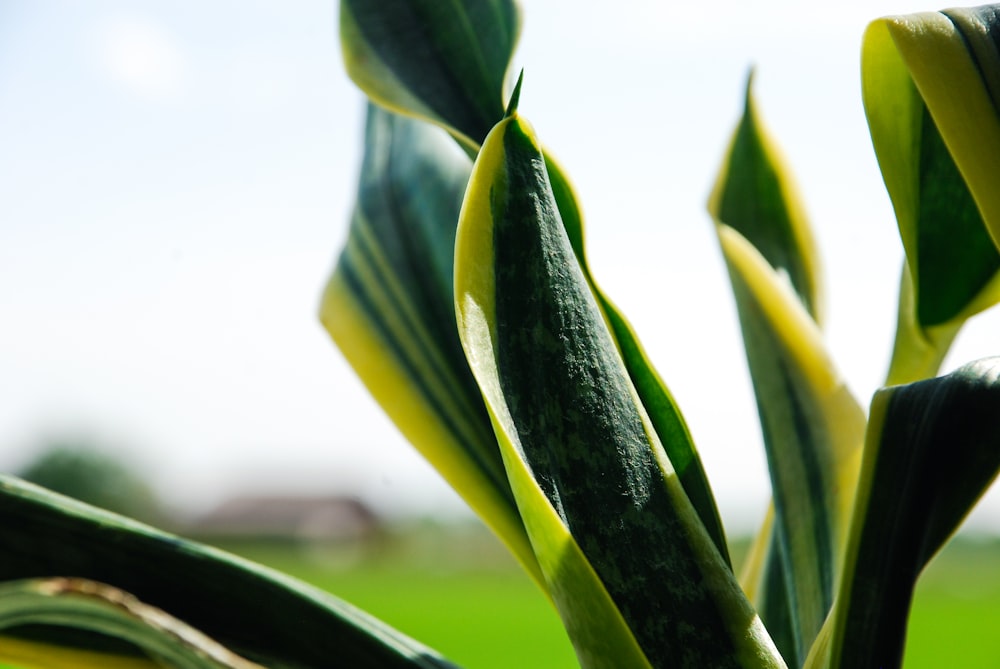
[225,528,1000,669]
[3,528,1000,668]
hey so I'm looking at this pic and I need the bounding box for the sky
[2,1,1000,533]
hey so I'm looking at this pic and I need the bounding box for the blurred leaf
[340,0,520,152]
[0,634,157,669]
[823,358,1000,668]
[0,475,461,669]
[716,226,865,666]
[0,578,262,669]
[455,101,783,668]
[862,10,1000,383]
[319,104,540,586]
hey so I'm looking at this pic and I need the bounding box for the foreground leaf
[319,104,540,584]
[862,9,1000,383]
[340,0,520,152]
[819,358,1000,668]
[545,96,730,568]
[0,578,261,669]
[455,99,783,668]
[0,475,460,669]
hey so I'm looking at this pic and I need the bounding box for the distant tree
[17,442,163,524]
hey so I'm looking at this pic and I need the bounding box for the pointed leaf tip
[505,70,524,119]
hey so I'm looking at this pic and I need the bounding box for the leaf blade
[0,475,461,669]
[862,11,1000,383]
[456,109,783,669]
[716,226,865,666]
[340,0,521,151]
[319,104,541,585]
[824,358,1000,668]
[0,578,262,669]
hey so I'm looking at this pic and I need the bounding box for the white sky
[2,0,1000,533]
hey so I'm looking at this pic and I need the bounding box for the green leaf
[546,115,730,568]
[821,358,1000,669]
[709,73,822,323]
[340,0,521,152]
[0,578,261,669]
[319,104,541,585]
[710,80,862,666]
[737,508,795,669]
[0,475,461,669]
[455,106,783,669]
[716,226,865,667]
[862,10,1000,383]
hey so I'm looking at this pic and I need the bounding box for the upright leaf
[455,96,784,668]
[862,9,1000,383]
[715,226,865,667]
[340,0,521,152]
[319,104,540,584]
[709,73,822,323]
[336,0,726,591]
[820,358,1000,669]
[0,476,460,669]
[709,79,861,667]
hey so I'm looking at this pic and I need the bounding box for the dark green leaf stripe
[486,116,778,668]
[829,358,1000,668]
[0,476,460,669]
[320,105,540,581]
[335,107,506,492]
[913,104,1000,325]
[337,247,505,494]
[341,0,519,149]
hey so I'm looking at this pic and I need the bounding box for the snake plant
[3,2,1000,668]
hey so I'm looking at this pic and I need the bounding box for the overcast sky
[3,0,999,533]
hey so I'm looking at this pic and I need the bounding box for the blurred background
[3,2,1000,665]
[7,0,1000,532]
[5,0,1000,529]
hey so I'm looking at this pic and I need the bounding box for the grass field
[224,527,1000,669]
[2,526,999,667]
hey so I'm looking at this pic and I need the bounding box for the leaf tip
[505,69,525,119]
